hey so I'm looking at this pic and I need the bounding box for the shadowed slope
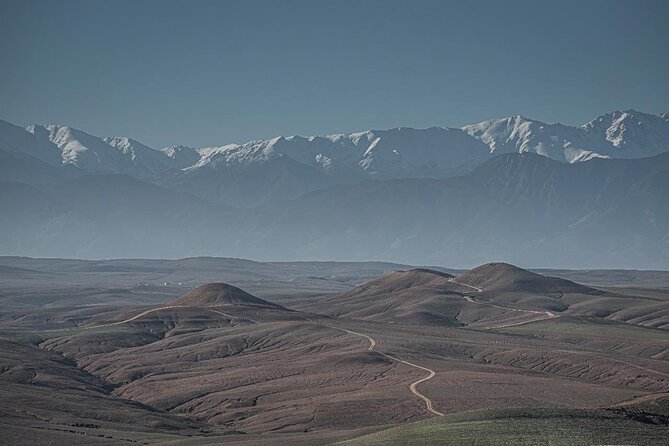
[0,339,205,444]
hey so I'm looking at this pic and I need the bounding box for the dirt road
[448,278,557,328]
[447,278,483,293]
[88,305,259,328]
[333,326,444,416]
[91,307,444,416]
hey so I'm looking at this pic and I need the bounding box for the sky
[1,0,668,149]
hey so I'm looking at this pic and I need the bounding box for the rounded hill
[351,268,454,295]
[171,283,283,308]
[456,262,595,294]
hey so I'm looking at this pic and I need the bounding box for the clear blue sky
[1,0,668,148]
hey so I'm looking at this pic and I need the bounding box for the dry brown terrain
[1,259,668,444]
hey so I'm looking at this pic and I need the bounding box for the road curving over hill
[448,277,558,328]
[330,326,444,417]
[87,304,261,328]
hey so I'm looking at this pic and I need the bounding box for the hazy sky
[1,0,668,148]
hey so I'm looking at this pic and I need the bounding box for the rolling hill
[3,261,668,445]
[171,282,284,308]
[455,262,596,295]
[296,263,668,330]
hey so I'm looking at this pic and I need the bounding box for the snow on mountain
[581,110,669,159]
[0,120,63,166]
[464,110,669,163]
[2,109,669,203]
[462,115,609,163]
[162,145,201,169]
[188,141,271,170]
[17,124,178,179]
[27,125,119,169]
[161,126,493,206]
[189,126,491,179]
[103,136,175,173]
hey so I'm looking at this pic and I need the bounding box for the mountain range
[1,110,668,268]
[2,109,668,206]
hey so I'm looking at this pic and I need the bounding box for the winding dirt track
[447,278,557,328]
[332,326,444,416]
[447,278,484,293]
[88,305,260,328]
[84,278,560,418]
[444,280,669,379]
[85,278,554,418]
[91,305,444,416]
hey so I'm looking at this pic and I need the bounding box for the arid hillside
[1,258,668,445]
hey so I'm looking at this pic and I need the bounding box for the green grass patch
[337,408,669,446]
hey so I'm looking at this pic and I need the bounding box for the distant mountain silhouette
[1,132,668,267]
[233,152,669,268]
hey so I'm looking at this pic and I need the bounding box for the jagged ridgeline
[1,110,668,267]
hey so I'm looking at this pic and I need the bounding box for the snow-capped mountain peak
[27,124,115,167]
[581,109,669,158]
[462,115,593,162]
[185,126,490,179]
[463,109,669,163]
[162,145,201,169]
[2,109,669,207]
[0,120,63,166]
[18,124,177,177]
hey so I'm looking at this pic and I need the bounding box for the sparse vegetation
[337,408,669,446]
[1,259,668,444]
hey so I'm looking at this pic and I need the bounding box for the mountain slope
[0,175,234,259]
[583,110,669,159]
[170,152,337,207]
[0,120,183,180]
[166,126,491,206]
[3,110,669,208]
[0,149,78,184]
[232,152,669,268]
[462,115,608,162]
[0,120,63,166]
[0,181,96,257]
[190,127,490,179]
[26,125,179,179]
[2,151,667,266]
[463,110,669,163]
